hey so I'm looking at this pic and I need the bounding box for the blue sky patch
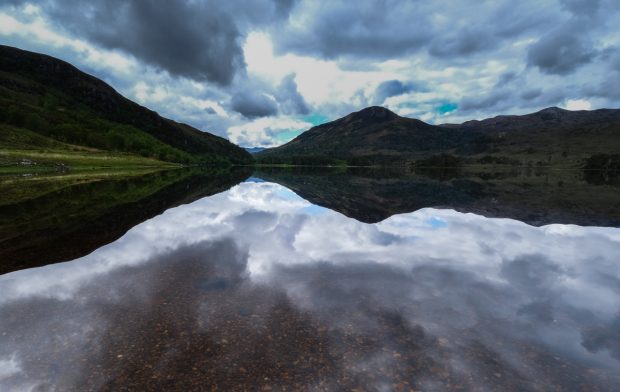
[302,204,328,216]
[302,113,329,126]
[426,216,448,229]
[245,177,266,183]
[275,129,305,142]
[436,103,458,115]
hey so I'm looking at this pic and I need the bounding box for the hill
[0,45,251,167]
[256,106,620,168]
[245,147,266,154]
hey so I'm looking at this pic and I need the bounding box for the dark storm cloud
[275,74,310,115]
[428,28,495,58]
[40,0,243,85]
[19,0,297,86]
[560,0,602,17]
[373,80,418,103]
[273,0,298,16]
[231,91,278,118]
[276,1,432,59]
[459,90,512,111]
[272,1,560,63]
[589,74,620,101]
[456,70,575,115]
[527,25,598,75]
[496,72,518,87]
[230,74,310,119]
[584,48,620,100]
[520,88,542,101]
[0,0,23,6]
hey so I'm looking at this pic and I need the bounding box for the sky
[1,0,619,147]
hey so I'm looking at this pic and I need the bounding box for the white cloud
[0,355,20,380]
[563,99,592,110]
[227,116,313,147]
[244,32,398,107]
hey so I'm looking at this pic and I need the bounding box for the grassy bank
[0,148,180,174]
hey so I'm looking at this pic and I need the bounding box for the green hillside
[0,45,252,168]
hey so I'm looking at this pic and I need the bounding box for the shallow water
[1,169,619,391]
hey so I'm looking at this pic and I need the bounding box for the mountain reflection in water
[0,172,619,391]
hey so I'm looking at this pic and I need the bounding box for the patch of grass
[0,148,180,174]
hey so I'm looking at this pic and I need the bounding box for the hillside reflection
[255,167,620,226]
[0,167,251,274]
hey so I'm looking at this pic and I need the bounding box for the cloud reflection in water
[0,181,619,391]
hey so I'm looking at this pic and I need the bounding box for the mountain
[257,106,476,164]
[0,45,252,166]
[245,147,266,154]
[256,106,620,167]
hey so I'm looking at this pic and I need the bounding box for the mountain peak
[346,106,399,122]
[538,106,568,114]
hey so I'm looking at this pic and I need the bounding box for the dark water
[1,168,619,391]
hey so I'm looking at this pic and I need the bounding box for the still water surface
[1,169,619,391]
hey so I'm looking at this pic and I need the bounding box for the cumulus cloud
[560,0,602,17]
[227,117,313,147]
[9,0,298,86]
[34,1,242,85]
[275,1,433,59]
[428,28,495,58]
[231,91,279,119]
[459,90,512,111]
[275,74,310,115]
[527,31,597,75]
[372,80,419,104]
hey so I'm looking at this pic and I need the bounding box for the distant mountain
[0,45,251,165]
[257,106,620,167]
[245,147,266,154]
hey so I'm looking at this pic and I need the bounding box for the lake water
[1,168,619,391]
